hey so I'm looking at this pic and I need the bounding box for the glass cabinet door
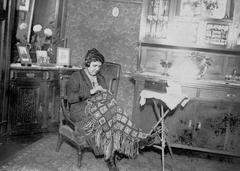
[145,0,171,39]
[139,0,172,43]
[139,0,240,52]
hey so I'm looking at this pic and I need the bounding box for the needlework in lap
[80,91,148,159]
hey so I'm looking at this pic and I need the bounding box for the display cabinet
[139,0,240,52]
[132,0,240,157]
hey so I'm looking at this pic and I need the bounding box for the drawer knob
[26,73,35,78]
[227,94,236,99]
[10,71,15,79]
[43,72,50,80]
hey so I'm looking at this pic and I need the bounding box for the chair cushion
[59,125,86,145]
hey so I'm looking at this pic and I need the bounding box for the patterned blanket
[79,91,148,159]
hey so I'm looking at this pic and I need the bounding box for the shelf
[132,71,240,90]
[170,143,240,157]
[139,41,240,55]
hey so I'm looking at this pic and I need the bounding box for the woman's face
[87,61,102,76]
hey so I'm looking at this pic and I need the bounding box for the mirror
[12,0,67,64]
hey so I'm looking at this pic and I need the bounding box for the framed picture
[179,0,227,19]
[36,50,50,65]
[18,0,31,11]
[57,47,71,66]
[16,44,32,65]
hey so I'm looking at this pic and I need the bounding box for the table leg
[161,105,165,171]
[151,99,174,171]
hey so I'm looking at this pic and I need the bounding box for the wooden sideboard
[9,65,80,135]
[131,73,240,157]
[132,0,240,157]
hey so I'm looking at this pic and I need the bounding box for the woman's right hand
[90,85,106,94]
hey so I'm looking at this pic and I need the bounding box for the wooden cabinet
[9,68,60,134]
[131,75,240,157]
[168,85,240,156]
[8,66,80,135]
[133,0,240,157]
[139,0,240,52]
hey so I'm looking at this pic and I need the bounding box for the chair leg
[56,133,64,152]
[77,146,84,168]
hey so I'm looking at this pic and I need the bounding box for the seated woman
[66,48,156,171]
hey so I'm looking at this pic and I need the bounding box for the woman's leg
[105,153,119,171]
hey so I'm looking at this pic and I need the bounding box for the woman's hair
[85,48,105,67]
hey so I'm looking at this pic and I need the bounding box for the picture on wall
[57,47,71,66]
[179,0,227,19]
[18,0,31,11]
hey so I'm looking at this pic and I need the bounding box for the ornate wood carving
[18,88,38,124]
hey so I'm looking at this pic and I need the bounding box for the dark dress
[66,69,107,123]
[66,69,149,159]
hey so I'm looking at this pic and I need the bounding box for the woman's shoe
[139,133,161,149]
[105,155,119,171]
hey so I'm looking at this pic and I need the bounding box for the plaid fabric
[79,91,148,159]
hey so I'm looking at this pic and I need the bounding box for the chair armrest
[108,77,119,94]
[63,118,77,131]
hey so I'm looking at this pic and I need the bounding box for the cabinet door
[229,103,240,155]
[9,81,42,135]
[192,100,240,155]
[231,0,240,51]
[192,100,229,150]
[42,80,60,131]
[9,70,60,134]
[139,0,173,43]
[165,99,197,146]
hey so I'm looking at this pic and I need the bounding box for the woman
[66,48,155,171]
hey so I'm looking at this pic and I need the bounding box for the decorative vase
[198,66,208,79]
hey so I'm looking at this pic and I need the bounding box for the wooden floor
[0,132,54,163]
[0,132,240,171]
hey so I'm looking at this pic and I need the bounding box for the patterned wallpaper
[66,0,142,117]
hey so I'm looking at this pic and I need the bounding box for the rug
[0,133,239,171]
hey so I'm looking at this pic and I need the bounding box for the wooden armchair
[56,62,121,168]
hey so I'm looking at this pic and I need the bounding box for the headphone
[84,48,105,67]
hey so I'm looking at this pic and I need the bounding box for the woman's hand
[90,85,107,94]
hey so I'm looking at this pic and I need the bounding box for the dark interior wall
[66,0,142,116]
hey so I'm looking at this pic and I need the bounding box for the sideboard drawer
[200,89,240,102]
[10,70,57,81]
[182,87,197,98]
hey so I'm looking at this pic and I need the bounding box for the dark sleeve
[98,73,108,90]
[66,71,91,104]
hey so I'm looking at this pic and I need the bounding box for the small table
[140,89,189,171]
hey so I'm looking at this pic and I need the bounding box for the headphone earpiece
[85,60,90,67]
